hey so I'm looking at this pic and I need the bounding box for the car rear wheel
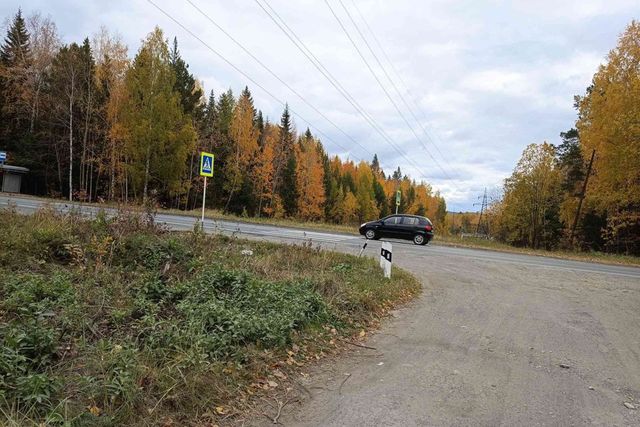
[365,229,376,240]
[413,234,426,245]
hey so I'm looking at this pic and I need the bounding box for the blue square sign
[200,152,214,177]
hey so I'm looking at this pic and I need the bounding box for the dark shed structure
[1,164,29,193]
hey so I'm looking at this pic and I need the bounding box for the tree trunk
[80,86,92,194]
[30,79,41,134]
[143,144,151,202]
[185,152,195,210]
[68,84,74,202]
[55,141,63,195]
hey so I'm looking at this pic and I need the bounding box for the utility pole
[474,188,488,236]
[570,149,596,245]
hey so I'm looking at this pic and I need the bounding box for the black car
[359,214,434,245]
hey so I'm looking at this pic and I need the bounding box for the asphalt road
[3,194,640,426]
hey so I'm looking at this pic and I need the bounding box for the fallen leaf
[359,330,366,338]
[268,380,278,388]
[273,369,287,380]
[214,406,226,415]
[88,405,100,416]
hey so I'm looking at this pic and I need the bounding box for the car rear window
[419,218,432,226]
[402,217,418,225]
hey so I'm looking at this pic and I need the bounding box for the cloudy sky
[2,0,638,210]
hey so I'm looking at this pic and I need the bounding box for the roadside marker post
[199,152,214,226]
[380,241,392,278]
[0,151,6,165]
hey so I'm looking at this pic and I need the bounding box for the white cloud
[1,0,636,211]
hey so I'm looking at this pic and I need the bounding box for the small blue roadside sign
[0,151,6,163]
[200,152,214,177]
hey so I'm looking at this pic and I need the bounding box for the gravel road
[255,243,640,426]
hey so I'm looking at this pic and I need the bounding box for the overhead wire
[348,0,458,174]
[183,0,379,160]
[145,0,364,162]
[252,0,428,178]
[325,0,458,186]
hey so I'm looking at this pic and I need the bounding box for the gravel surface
[254,242,640,426]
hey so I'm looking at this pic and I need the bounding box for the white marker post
[380,241,392,278]
[199,152,214,227]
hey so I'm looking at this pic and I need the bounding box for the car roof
[383,214,431,220]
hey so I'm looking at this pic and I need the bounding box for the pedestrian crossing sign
[200,152,214,177]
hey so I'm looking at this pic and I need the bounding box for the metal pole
[395,205,398,215]
[201,176,207,226]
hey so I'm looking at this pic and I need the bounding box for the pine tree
[392,166,402,180]
[271,104,297,215]
[254,122,276,216]
[255,109,265,146]
[371,154,381,175]
[556,128,584,195]
[373,176,388,217]
[282,154,298,216]
[201,90,217,146]
[225,88,258,212]
[169,37,202,116]
[0,9,32,151]
[0,9,30,65]
[215,89,235,137]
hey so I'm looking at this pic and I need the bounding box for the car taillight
[425,225,432,231]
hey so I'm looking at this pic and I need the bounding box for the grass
[166,207,358,235]
[0,207,420,426]
[0,193,359,235]
[435,235,640,267]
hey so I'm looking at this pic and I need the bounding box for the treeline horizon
[0,9,447,225]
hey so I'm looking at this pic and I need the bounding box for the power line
[325,0,457,186]
[252,0,428,178]
[345,0,458,174]
[183,0,373,160]
[145,0,363,162]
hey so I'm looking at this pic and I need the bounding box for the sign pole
[199,151,214,230]
[201,176,207,226]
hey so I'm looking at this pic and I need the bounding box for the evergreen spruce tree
[371,153,380,174]
[556,128,584,194]
[169,37,202,116]
[0,9,30,65]
[277,105,298,216]
[0,9,32,151]
[255,109,265,146]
